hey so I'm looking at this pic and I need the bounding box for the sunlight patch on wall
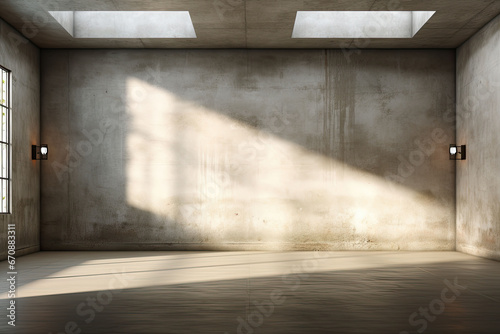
[125,78,449,248]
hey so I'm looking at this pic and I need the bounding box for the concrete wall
[0,19,40,260]
[457,15,500,260]
[41,49,456,251]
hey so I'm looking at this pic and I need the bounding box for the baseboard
[457,244,500,261]
[0,244,40,261]
[41,241,455,252]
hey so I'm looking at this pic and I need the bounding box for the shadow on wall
[41,49,456,251]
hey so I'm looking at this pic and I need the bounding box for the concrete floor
[1,251,499,333]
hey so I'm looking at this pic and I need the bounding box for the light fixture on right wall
[450,144,466,160]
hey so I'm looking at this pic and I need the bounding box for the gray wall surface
[0,19,40,260]
[457,15,500,260]
[41,49,456,251]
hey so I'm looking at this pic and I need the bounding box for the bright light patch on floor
[49,11,197,38]
[0,252,470,298]
[292,11,435,38]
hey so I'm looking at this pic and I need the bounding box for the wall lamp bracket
[32,144,49,160]
[449,144,466,160]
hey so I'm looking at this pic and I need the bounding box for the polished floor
[1,251,499,333]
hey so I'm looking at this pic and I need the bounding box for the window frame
[0,64,12,214]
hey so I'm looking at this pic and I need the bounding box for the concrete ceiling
[1,0,500,49]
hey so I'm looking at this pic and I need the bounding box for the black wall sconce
[450,144,466,160]
[32,144,49,160]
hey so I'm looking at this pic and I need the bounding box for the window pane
[1,70,6,106]
[1,106,7,143]
[0,143,7,178]
[1,179,7,213]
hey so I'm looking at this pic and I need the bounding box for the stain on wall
[41,49,455,251]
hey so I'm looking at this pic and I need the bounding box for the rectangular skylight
[49,11,197,38]
[292,11,435,39]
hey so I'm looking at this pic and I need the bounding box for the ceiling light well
[292,11,436,39]
[49,11,197,39]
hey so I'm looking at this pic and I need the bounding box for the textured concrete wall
[41,49,455,251]
[0,19,40,260]
[457,15,500,260]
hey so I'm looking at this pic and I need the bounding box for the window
[1,65,11,214]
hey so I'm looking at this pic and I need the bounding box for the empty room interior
[1,0,500,333]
